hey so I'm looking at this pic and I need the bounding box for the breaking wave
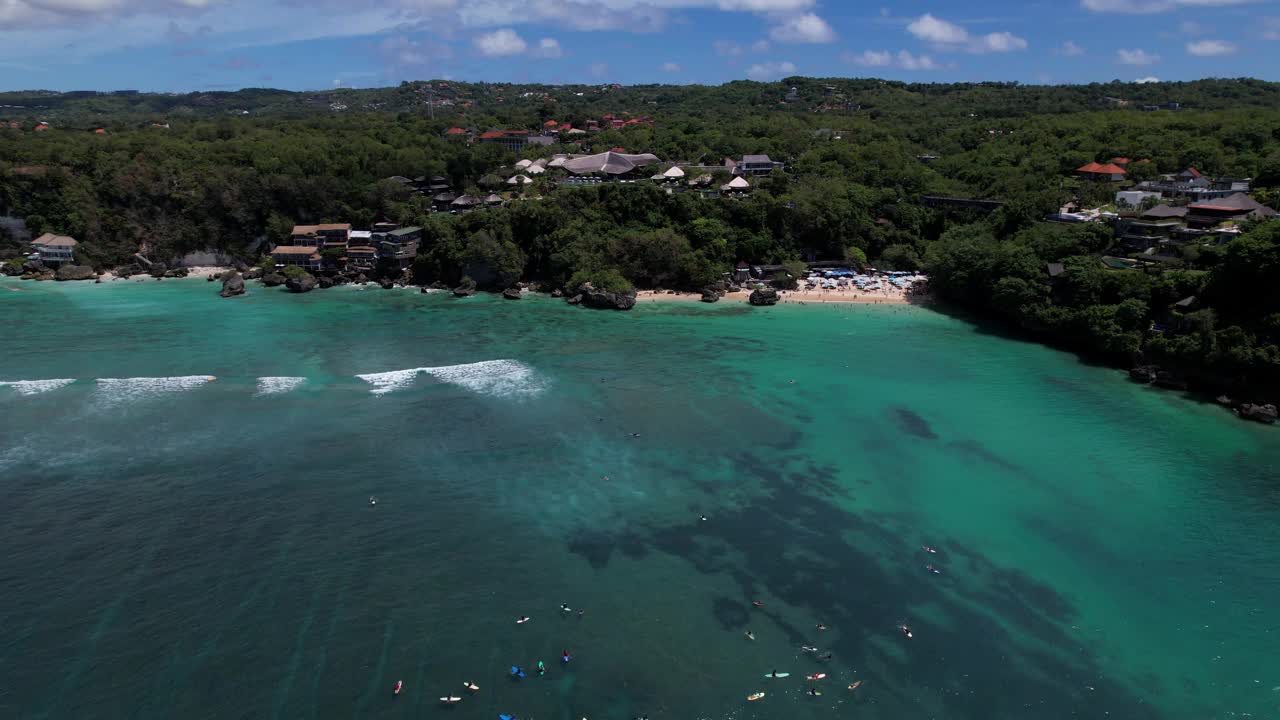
[255,377,306,396]
[357,360,544,398]
[0,379,77,395]
[96,376,218,403]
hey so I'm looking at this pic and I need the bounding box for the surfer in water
[562,650,571,663]
[816,623,828,631]
[537,661,546,676]
[517,616,530,624]
[369,496,378,506]
[899,624,914,639]
[807,688,820,697]
[922,545,938,554]
[801,645,818,653]
[752,600,764,608]
[560,603,572,613]
[820,652,834,661]
[926,565,941,575]
[744,630,756,641]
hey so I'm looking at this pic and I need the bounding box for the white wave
[0,379,76,395]
[356,360,544,398]
[96,376,217,403]
[356,368,426,395]
[255,376,306,396]
[424,360,543,398]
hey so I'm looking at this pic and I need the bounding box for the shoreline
[636,289,917,305]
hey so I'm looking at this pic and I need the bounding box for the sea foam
[96,376,217,403]
[357,360,544,398]
[0,379,77,395]
[255,376,306,396]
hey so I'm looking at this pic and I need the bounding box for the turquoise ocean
[1,277,1277,720]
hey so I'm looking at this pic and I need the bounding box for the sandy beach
[100,265,232,281]
[637,287,918,305]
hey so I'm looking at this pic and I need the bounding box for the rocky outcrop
[502,287,522,300]
[727,285,742,294]
[1153,370,1187,390]
[1129,365,1158,383]
[1236,404,1278,424]
[317,276,335,289]
[379,279,395,290]
[749,288,779,306]
[573,282,637,311]
[22,260,46,275]
[551,288,564,298]
[261,272,286,287]
[148,262,168,278]
[207,274,216,282]
[243,267,264,280]
[700,288,720,303]
[566,294,582,305]
[219,271,245,298]
[2,262,25,277]
[22,270,55,281]
[55,264,96,281]
[354,273,369,285]
[164,267,190,278]
[453,277,477,297]
[285,273,317,293]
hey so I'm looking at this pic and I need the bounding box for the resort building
[478,130,530,153]
[30,233,78,265]
[561,151,660,177]
[290,223,352,247]
[1076,162,1127,182]
[738,154,783,176]
[271,246,322,271]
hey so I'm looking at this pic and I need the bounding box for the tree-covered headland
[4,77,1280,404]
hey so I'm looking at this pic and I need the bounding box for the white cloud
[745,60,797,80]
[895,50,942,70]
[1057,40,1085,56]
[1179,20,1204,35]
[1117,47,1160,64]
[843,49,942,70]
[769,12,835,43]
[661,61,681,72]
[1187,39,1236,55]
[907,13,968,44]
[847,49,892,67]
[1082,0,1255,13]
[906,13,1026,53]
[531,37,562,58]
[474,28,526,56]
[1135,75,1161,83]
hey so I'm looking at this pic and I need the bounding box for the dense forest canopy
[4,77,1280,401]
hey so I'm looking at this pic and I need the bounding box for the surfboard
[747,693,765,701]
[441,697,462,703]
[848,680,862,691]
[807,673,827,680]
[763,673,791,678]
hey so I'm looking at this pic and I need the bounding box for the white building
[30,233,77,265]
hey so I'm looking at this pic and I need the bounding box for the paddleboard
[807,673,827,680]
[441,697,462,703]
[500,714,514,720]
[747,693,765,701]
[516,617,531,624]
[763,673,791,679]
[464,683,480,691]
[848,680,862,691]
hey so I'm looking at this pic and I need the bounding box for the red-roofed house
[478,129,530,152]
[444,127,468,139]
[1077,162,1126,182]
[34,122,50,132]
[93,128,106,134]
[1111,157,1131,166]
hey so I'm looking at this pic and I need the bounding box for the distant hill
[4,77,1280,129]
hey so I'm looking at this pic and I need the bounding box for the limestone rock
[54,264,96,281]
[749,288,779,306]
[219,271,246,298]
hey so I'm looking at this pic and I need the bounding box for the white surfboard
[763,673,791,678]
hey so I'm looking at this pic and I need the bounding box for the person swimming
[700,515,708,522]
[816,623,828,631]
[899,624,913,639]
[577,608,585,617]
[820,652,833,661]
[369,496,377,506]
[562,650,571,663]
[921,545,937,554]
[926,565,941,575]
[537,661,546,676]
[807,688,821,696]
[752,600,764,608]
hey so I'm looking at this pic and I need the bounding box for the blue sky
[1,0,1278,92]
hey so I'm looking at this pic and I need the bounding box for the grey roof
[1141,204,1188,219]
[526,135,556,146]
[1188,192,1277,216]
[484,194,504,204]
[433,192,457,202]
[1046,262,1066,277]
[742,154,773,164]
[1174,295,1198,308]
[33,233,77,247]
[562,151,660,175]
[388,226,422,237]
[451,195,482,206]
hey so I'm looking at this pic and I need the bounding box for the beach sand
[101,265,232,281]
[636,287,918,305]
